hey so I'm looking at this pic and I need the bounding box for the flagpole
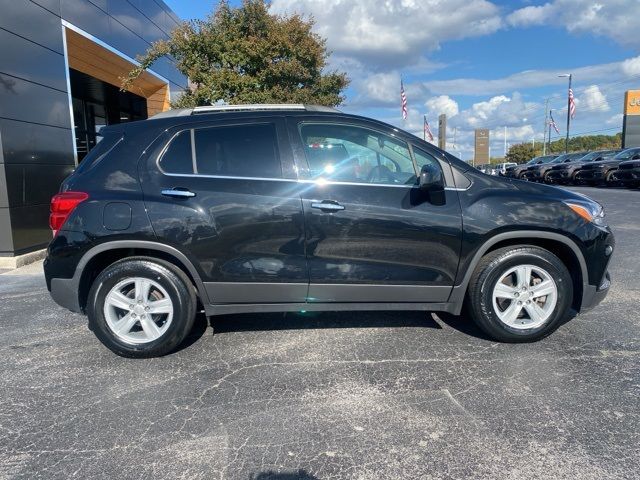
[560,73,573,153]
[548,109,552,152]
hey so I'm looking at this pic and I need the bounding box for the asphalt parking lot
[1,186,638,480]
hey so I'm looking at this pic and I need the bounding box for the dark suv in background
[577,147,640,186]
[545,150,617,185]
[44,105,614,358]
[504,155,556,180]
[522,152,586,182]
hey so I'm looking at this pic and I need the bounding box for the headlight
[564,200,606,225]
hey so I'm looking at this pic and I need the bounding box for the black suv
[504,155,556,180]
[616,154,640,188]
[545,150,615,185]
[44,105,614,357]
[576,148,640,186]
[522,152,586,182]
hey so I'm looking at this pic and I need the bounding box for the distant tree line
[505,133,622,164]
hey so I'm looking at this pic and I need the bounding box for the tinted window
[299,123,416,185]
[159,130,193,174]
[413,147,443,177]
[195,124,281,178]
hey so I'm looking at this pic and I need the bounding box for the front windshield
[574,151,612,162]
[614,148,640,160]
[538,156,556,163]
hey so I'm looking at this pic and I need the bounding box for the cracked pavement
[0,187,638,479]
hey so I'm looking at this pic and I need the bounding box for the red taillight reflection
[49,191,89,236]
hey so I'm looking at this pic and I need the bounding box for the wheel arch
[75,241,209,313]
[449,231,588,314]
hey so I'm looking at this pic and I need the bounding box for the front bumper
[580,271,611,312]
[616,167,640,183]
[546,170,571,183]
[575,169,605,183]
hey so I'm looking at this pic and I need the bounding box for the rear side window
[159,123,282,178]
[73,132,123,174]
[160,130,193,174]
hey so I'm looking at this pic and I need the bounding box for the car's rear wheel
[466,246,572,342]
[87,257,197,358]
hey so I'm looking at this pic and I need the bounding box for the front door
[140,118,308,304]
[290,120,462,303]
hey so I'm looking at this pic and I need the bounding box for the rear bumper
[49,277,82,313]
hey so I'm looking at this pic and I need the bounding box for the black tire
[87,257,197,358]
[466,246,573,342]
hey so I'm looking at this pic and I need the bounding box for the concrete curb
[0,249,47,270]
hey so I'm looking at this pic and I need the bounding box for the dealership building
[0,0,187,262]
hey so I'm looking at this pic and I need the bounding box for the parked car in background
[494,162,517,176]
[43,104,614,357]
[611,149,640,188]
[477,164,497,175]
[545,150,618,185]
[574,149,632,186]
[523,152,586,183]
[504,155,557,180]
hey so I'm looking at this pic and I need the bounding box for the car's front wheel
[87,257,197,358]
[466,246,573,342]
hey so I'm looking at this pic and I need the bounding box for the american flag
[569,88,576,118]
[423,115,434,141]
[400,80,408,120]
[549,111,560,134]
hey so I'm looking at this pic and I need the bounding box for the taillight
[49,191,89,236]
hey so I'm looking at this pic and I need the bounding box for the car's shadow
[175,308,510,354]
[176,305,579,354]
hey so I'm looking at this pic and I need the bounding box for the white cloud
[507,0,640,48]
[417,56,640,97]
[606,113,624,126]
[425,95,459,119]
[580,85,610,112]
[454,93,538,130]
[270,0,502,70]
[506,4,554,27]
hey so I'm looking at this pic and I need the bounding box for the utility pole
[503,126,507,157]
[542,98,549,155]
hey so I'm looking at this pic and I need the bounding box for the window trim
[156,121,284,179]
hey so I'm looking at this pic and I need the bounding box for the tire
[466,246,573,342]
[87,257,197,358]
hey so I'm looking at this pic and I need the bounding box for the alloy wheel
[103,277,174,344]
[492,264,558,329]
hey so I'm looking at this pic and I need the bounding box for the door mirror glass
[419,163,443,190]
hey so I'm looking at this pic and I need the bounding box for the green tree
[506,143,540,164]
[124,0,349,108]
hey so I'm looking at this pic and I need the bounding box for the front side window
[413,147,444,176]
[159,123,282,178]
[298,123,416,185]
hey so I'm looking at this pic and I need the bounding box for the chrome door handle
[161,188,196,198]
[311,200,345,212]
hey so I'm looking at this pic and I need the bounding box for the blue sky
[164,0,640,159]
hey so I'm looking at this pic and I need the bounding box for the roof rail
[192,104,340,114]
[150,104,340,120]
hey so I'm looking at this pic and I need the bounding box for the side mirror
[419,163,444,191]
[632,154,640,160]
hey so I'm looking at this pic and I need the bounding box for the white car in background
[494,162,517,176]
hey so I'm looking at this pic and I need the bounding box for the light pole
[558,73,572,153]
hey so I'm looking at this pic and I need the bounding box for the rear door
[288,118,462,303]
[139,117,308,304]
